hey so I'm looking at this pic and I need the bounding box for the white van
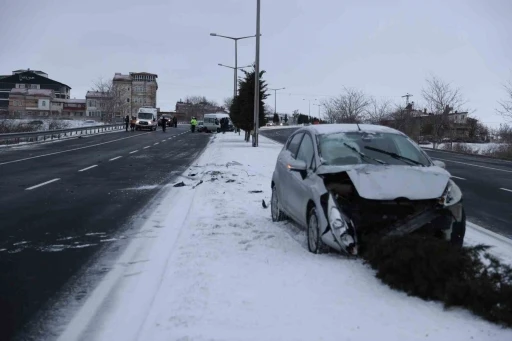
[136,107,158,131]
[203,112,230,133]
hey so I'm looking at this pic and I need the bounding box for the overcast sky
[1,0,511,127]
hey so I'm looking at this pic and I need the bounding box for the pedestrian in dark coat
[125,115,130,131]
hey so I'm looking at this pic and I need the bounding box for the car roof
[298,124,405,136]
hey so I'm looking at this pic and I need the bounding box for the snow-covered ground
[422,142,509,154]
[0,118,105,133]
[58,133,512,341]
[260,124,301,130]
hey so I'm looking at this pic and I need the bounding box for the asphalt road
[260,127,512,239]
[0,126,210,340]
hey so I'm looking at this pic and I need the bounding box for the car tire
[450,207,466,247]
[271,185,286,222]
[307,207,327,254]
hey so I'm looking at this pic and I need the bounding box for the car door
[287,132,317,225]
[276,132,304,216]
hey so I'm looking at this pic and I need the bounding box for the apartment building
[112,72,158,116]
[0,69,71,113]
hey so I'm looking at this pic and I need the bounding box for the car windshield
[318,131,430,166]
[138,113,153,119]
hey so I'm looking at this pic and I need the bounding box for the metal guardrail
[0,124,125,146]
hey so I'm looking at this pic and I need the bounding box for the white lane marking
[143,146,150,149]
[109,156,122,161]
[26,178,60,190]
[161,140,166,142]
[154,143,159,145]
[433,157,512,174]
[0,132,150,166]
[500,188,512,193]
[129,150,138,154]
[451,176,466,180]
[78,165,98,172]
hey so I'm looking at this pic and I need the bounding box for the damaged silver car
[270,124,466,256]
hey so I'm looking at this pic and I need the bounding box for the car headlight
[440,179,464,221]
[440,179,462,207]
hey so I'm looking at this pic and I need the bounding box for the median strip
[26,178,60,190]
[129,150,138,154]
[500,188,512,193]
[78,165,98,172]
[109,156,122,161]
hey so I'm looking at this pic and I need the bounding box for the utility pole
[253,0,261,147]
[269,87,285,115]
[402,93,413,105]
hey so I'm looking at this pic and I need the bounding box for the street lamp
[268,87,285,115]
[253,0,261,147]
[303,98,317,116]
[313,103,322,118]
[210,32,258,98]
[218,64,252,99]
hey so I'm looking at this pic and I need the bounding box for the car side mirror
[433,160,445,169]
[288,159,308,178]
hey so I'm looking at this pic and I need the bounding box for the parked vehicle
[158,114,172,127]
[196,120,206,132]
[270,124,466,256]
[135,107,158,131]
[203,112,229,133]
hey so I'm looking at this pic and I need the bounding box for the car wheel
[271,185,286,222]
[307,207,327,254]
[450,207,466,247]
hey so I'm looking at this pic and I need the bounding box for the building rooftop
[86,91,111,98]
[129,72,158,77]
[113,73,132,81]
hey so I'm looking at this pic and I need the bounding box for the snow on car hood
[317,164,450,200]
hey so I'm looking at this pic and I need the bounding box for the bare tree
[264,103,274,115]
[497,78,512,121]
[91,78,129,122]
[224,97,233,112]
[365,98,393,124]
[184,96,218,107]
[384,103,421,139]
[322,87,370,123]
[421,75,467,147]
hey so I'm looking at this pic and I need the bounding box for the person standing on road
[162,116,167,132]
[173,116,178,128]
[124,115,130,132]
[190,117,197,133]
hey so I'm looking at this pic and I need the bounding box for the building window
[42,100,46,106]
[127,98,130,102]
[30,84,40,89]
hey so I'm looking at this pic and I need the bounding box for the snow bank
[59,133,512,341]
[422,142,509,155]
[0,118,105,132]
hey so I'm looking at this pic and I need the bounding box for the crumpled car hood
[317,164,450,200]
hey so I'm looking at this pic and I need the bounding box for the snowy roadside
[58,133,512,341]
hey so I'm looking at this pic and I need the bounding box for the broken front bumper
[320,192,465,256]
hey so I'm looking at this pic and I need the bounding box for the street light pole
[253,0,261,147]
[218,63,252,98]
[210,32,258,97]
[268,87,285,115]
[234,40,238,99]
